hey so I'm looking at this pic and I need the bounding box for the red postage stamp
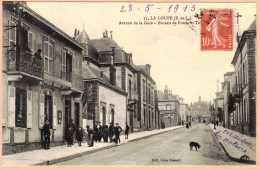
[201,9,233,51]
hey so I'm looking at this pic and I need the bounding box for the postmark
[201,9,233,51]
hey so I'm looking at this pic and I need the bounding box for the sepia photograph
[1,0,257,166]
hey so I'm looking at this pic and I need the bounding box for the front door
[64,100,71,137]
[75,103,80,128]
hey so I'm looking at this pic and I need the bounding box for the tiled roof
[224,72,234,76]
[91,38,122,52]
[190,101,209,109]
[248,18,256,30]
[75,29,96,49]
[82,63,126,94]
[157,90,179,101]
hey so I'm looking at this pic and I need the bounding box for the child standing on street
[76,127,83,146]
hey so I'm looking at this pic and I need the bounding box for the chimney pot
[74,29,77,37]
[110,31,113,38]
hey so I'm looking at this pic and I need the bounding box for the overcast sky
[27,2,256,104]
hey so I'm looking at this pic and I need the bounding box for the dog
[189,141,201,151]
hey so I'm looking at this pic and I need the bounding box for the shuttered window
[44,42,53,73]
[27,91,32,128]
[28,31,33,52]
[53,97,57,129]
[15,88,27,128]
[9,21,16,45]
[39,94,45,129]
[8,86,16,127]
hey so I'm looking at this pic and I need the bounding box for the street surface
[56,123,241,165]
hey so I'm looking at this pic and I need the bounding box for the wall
[98,84,127,130]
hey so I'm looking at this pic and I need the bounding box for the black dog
[189,141,201,151]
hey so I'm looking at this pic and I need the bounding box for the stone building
[157,86,181,127]
[2,2,83,154]
[74,28,127,130]
[222,72,236,128]
[179,98,190,124]
[229,19,256,136]
[190,96,210,123]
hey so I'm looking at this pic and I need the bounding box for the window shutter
[99,106,103,126]
[8,86,16,127]
[53,97,57,129]
[27,91,32,128]
[39,94,45,129]
[28,31,33,50]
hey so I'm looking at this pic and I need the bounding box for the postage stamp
[201,9,233,51]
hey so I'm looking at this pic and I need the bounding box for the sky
[27,2,256,104]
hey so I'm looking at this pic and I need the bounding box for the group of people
[42,118,130,150]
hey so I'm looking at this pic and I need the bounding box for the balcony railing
[72,72,84,92]
[232,84,242,102]
[8,50,43,78]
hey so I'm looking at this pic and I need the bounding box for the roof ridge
[83,62,97,79]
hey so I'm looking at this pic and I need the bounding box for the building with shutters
[226,19,256,137]
[157,86,181,127]
[2,2,84,154]
[73,28,127,131]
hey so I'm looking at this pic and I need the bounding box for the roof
[224,72,234,76]
[91,38,122,52]
[82,63,126,95]
[157,90,179,102]
[17,2,83,50]
[248,18,256,31]
[190,101,209,109]
[75,29,96,49]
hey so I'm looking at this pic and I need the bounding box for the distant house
[157,86,181,127]
[190,96,210,123]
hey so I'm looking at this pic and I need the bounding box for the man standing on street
[43,118,51,150]
[109,122,114,142]
[115,123,122,144]
[125,124,130,139]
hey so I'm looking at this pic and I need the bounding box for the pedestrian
[103,125,109,142]
[189,122,191,127]
[86,125,94,147]
[216,120,219,127]
[109,122,114,142]
[115,123,122,144]
[186,123,189,129]
[43,118,51,150]
[125,124,130,139]
[76,127,83,146]
[67,119,76,146]
[182,121,184,126]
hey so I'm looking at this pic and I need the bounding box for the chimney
[105,29,108,38]
[74,28,77,37]
[100,71,103,77]
[77,30,80,36]
[164,85,168,100]
[109,47,116,86]
[145,64,151,76]
[110,31,113,38]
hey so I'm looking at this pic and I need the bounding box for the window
[128,79,132,99]
[15,88,27,128]
[166,104,171,110]
[9,21,16,45]
[28,31,33,51]
[44,42,53,73]
[44,96,53,129]
[61,50,66,79]
[143,81,146,101]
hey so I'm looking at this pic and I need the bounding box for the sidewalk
[2,126,183,166]
[208,124,256,163]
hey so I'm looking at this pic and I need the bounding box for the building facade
[228,20,256,137]
[2,2,84,154]
[157,86,181,127]
[190,96,210,123]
